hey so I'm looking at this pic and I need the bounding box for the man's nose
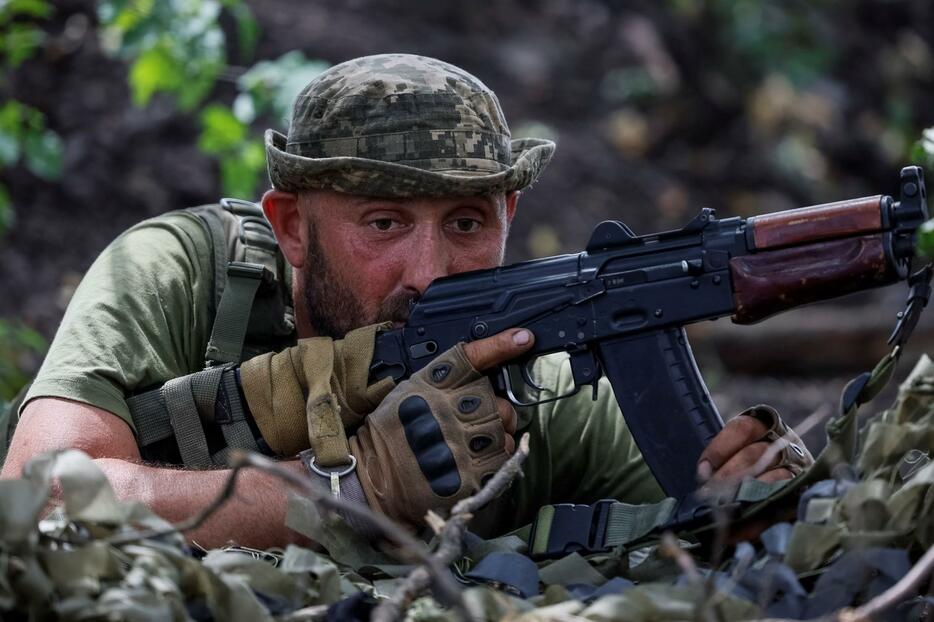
[401,229,451,295]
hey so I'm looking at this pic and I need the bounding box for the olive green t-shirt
[24,209,664,532]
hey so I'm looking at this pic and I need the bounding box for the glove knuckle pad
[398,395,462,497]
[421,344,480,389]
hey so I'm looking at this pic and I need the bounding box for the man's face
[297,190,518,338]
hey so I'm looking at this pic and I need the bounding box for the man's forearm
[94,457,312,550]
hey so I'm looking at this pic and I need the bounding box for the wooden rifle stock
[747,195,886,250]
[731,234,900,324]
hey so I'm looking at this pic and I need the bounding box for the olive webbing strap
[201,199,281,367]
[528,480,791,558]
[212,370,260,464]
[603,497,678,547]
[128,366,261,468]
[163,375,214,468]
[204,262,270,366]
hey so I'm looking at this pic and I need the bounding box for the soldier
[1,54,810,548]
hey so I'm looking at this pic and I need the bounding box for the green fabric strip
[205,263,264,365]
[604,498,677,547]
[162,376,212,468]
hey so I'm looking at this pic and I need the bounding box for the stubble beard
[302,221,417,339]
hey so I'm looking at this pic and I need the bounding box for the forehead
[301,191,504,214]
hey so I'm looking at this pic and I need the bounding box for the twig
[660,532,720,622]
[751,544,934,622]
[280,603,329,621]
[103,464,247,546]
[102,452,464,615]
[660,531,703,586]
[371,433,532,622]
[838,544,934,622]
[229,452,466,614]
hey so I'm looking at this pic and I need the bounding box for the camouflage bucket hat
[265,54,556,198]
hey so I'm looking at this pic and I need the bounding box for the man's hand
[350,328,534,527]
[239,323,396,456]
[697,404,813,486]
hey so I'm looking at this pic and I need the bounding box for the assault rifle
[370,166,931,500]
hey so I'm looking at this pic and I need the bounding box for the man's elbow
[2,397,140,479]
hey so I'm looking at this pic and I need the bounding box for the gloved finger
[756,467,795,483]
[463,328,535,371]
[697,414,769,481]
[709,440,774,482]
[497,398,517,435]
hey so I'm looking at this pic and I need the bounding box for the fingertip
[697,459,712,483]
[512,329,532,346]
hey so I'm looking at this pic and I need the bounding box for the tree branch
[101,451,465,615]
[839,543,934,622]
[371,433,532,622]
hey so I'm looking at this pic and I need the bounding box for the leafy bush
[98,0,326,199]
[0,319,45,402]
[0,0,63,237]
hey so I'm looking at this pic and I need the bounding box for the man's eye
[370,218,398,231]
[451,218,481,233]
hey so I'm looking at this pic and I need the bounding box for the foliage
[2,357,934,620]
[0,319,45,402]
[97,0,326,199]
[710,0,837,87]
[234,50,329,125]
[0,0,63,237]
[0,0,52,69]
[911,128,934,259]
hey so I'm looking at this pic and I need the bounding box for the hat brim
[265,130,555,198]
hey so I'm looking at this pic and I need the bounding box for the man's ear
[506,190,522,227]
[262,189,306,268]
[504,191,520,226]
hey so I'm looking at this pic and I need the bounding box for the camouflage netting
[2,356,934,621]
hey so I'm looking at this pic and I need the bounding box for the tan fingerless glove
[739,404,814,475]
[350,343,512,527]
[239,323,395,456]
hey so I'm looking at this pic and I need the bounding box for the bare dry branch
[660,532,702,585]
[102,451,465,615]
[372,433,532,622]
[839,543,934,622]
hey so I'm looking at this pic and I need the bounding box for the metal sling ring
[308,454,357,479]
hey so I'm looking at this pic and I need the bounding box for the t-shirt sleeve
[22,211,216,432]
[526,354,665,506]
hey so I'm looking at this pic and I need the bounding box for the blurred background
[2,0,934,449]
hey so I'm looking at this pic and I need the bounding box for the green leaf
[917,219,934,260]
[218,138,264,198]
[0,183,12,236]
[225,1,257,62]
[238,51,329,122]
[0,0,52,21]
[912,127,934,170]
[199,104,246,154]
[175,61,220,111]
[0,318,46,400]
[0,101,24,135]
[23,129,62,180]
[0,129,20,165]
[0,24,45,67]
[128,44,182,105]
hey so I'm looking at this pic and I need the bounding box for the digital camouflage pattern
[1,356,932,621]
[265,54,556,197]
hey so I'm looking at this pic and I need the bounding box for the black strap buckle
[888,265,933,349]
[530,499,614,559]
[227,261,275,291]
